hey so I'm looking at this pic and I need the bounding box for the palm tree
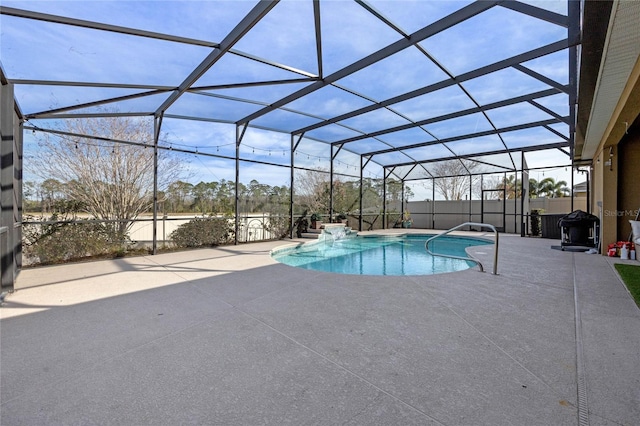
[529,178,542,198]
[538,177,570,198]
[495,175,521,199]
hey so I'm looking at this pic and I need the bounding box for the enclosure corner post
[152,114,163,255]
[329,145,334,222]
[520,152,526,237]
[235,124,245,245]
[382,168,387,229]
[290,134,295,239]
[359,155,364,231]
[401,180,406,223]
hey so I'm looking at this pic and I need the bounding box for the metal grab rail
[425,222,499,275]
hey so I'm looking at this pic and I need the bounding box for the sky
[0,0,577,199]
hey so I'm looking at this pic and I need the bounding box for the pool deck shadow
[2,231,639,425]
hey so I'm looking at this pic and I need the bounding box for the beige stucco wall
[617,133,640,241]
[587,57,640,252]
[403,197,583,235]
[529,197,586,215]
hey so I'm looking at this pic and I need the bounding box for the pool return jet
[319,223,358,243]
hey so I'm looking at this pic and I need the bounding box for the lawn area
[614,263,640,307]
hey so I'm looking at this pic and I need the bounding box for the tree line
[24,176,407,218]
[25,173,569,219]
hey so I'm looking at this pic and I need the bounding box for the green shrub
[170,216,233,248]
[23,216,126,265]
[530,209,542,236]
[263,215,290,240]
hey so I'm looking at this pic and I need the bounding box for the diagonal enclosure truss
[1,0,578,248]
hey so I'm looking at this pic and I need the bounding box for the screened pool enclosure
[1,0,579,282]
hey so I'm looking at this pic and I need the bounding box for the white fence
[129,214,278,245]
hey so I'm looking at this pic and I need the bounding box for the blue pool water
[271,234,492,276]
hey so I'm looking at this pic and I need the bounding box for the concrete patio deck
[1,231,639,425]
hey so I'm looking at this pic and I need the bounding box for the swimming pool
[271,233,492,276]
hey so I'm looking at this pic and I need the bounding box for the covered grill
[558,210,599,250]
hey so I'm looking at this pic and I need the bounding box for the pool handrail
[424,222,499,274]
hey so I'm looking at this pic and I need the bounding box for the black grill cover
[558,210,599,228]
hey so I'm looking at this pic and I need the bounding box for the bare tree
[480,175,502,200]
[294,169,331,215]
[294,168,415,218]
[32,113,185,240]
[431,160,481,200]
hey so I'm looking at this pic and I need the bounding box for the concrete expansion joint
[232,306,447,425]
[572,253,590,426]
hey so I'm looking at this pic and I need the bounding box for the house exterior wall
[616,126,640,241]
[587,58,640,252]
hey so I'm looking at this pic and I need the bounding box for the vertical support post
[1,82,17,289]
[290,132,304,238]
[329,145,334,222]
[502,172,507,231]
[382,168,387,229]
[328,143,344,223]
[235,125,242,245]
[570,165,575,213]
[401,180,406,226]
[15,120,23,271]
[290,134,295,239]
[520,152,526,237]
[585,168,590,215]
[480,174,484,225]
[468,174,472,223]
[359,155,364,231]
[431,180,435,229]
[152,115,161,255]
[513,171,517,233]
